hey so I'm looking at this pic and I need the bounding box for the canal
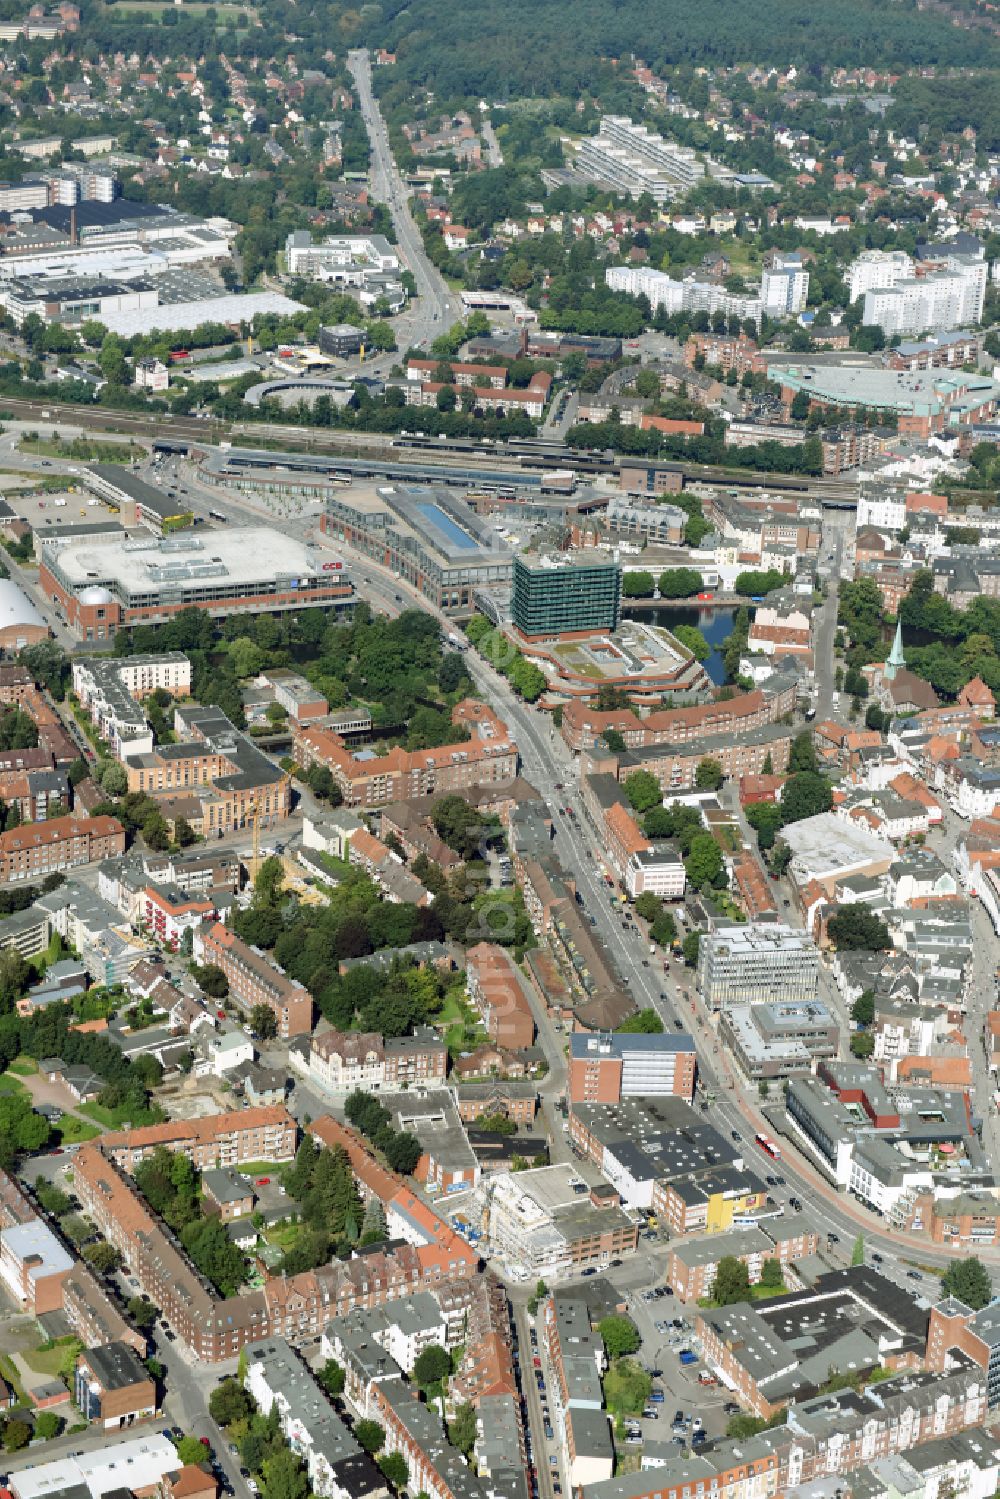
[639,605,738,686]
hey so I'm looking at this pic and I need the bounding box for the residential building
[195,923,313,1037]
[293,700,516,810]
[0,812,124,882]
[100,1105,297,1171]
[304,1027,448,1094]
[466,943,535,1050]
[473,1164,638,1280]
[666,1218,818,1303]
[761,253,809,316]
[72,654,191,760]
[0,1218,73,1311]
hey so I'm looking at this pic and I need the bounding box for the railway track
[0,396,861,505]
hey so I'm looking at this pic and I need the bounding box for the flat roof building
[39,526,354,642]
[511,554,621,639]
[697,924,820,1010]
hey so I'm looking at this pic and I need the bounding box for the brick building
[75,1342,156,1429]
[195,923,313,1037]
[101,1105,297,1171]
[0,812,124,882]
[465,943,535,1051]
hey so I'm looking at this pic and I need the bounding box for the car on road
[827,1232,839,1243]
[255,1177,270,1186]
[907,1270,921,1280]
[872,1252,884,1264]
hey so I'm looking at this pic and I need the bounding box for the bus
[755,1132,781,1160]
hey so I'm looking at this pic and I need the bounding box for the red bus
[755,1132,781,1160]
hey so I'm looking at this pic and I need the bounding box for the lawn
[239,1161,287,1178]
[23,1336,81,1380]
[0,1073,28,1097]
[0,1354,24,1402]
[79,1100,164,1129]
[436,990,486,1057]
[8,1057,37,1077]
[263,1222,301,1254]
[55,1115,103,1145]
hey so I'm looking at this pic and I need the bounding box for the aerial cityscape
[3,7,1000,1499]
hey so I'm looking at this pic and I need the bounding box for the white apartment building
[848,249,914,303]
[606,265,762,327]
[863,258,987,337]
[697,923,820,1009]
[284,232,399,277]
[71,652,191,760]
[761,254,810,316]
[575,115,705,203]
[856,486,907,531]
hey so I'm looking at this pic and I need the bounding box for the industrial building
[38,527,354,641]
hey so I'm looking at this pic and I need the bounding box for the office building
[39,527,354,642]
[568,1031,696,1105]
[317,322,364,358]
[721,1000,839,1081]
[697,924,820,1009]
[511,554,621,639]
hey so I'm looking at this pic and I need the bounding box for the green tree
[603,1358,651,1416]
[249,1004,278,1040]
[194,963,229,999]
[780,772,832,823]
[354,1420,386,1454]
[941,1257,992,1310]
[127,1296,159,1332]
[623,770,662,814]
[788,732,817,773]
[850,1032,875,1058]
[34,1412,62,1441]
[320,1359,346,1397]
[682,930,702,966]
[712,1256,752,1305]
[209,1379,252,1427]
[828,905,891,952]
[634,892,662,923]
[413,1344,451,1389]
[598,1315,641,1358]
[175,1436,212,1466]
[262,1447,309,1499]
[851,989,875,1027]
[685,833,724,890]
[4,1419,31,1451]
[659,568,703,599]
[84,1242,120,1275]
[623,571,655,598]
[759,1258,783,1290]
[448,1403,477,1458]
[617,1008,664,1033]
[695,757,724,790]
[379,1453,409,1490]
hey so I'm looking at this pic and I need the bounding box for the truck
[678,1350,698,1366]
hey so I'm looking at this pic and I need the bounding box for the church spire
[885,620,905,681]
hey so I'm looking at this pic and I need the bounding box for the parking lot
[621,1282,734,1449]
[9,486,116,533]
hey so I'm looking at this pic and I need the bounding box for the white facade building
[606,265,762,327]
[761,254,810,316]
[863,257,987,337]
[847,249,914,303]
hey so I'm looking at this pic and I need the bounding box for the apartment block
[294,700,517,810]
[195,922,313,1037]
[0,1218,72,1312]
[0,812,125,882]
[666,1218,818,1303]
[465,942,535,1051]
[101,1105,297,1171]
[305,1027,448,1094]
[72,653,191,760]
[74,1342,156,1430]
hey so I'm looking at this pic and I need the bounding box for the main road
[347,47,457,349]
